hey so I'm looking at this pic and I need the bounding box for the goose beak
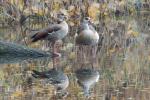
[89,19,94,24]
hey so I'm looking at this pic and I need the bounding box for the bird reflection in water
[32,67,69,98]
[75,68,100,98]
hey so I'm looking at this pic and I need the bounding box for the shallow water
[0,4,150,100]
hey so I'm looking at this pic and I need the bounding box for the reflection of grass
[0,28,149,99]
[0,36,149,99]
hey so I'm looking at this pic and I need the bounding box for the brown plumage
[30,14,69,44]
[31,26,61,42]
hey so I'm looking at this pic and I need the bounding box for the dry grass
[0,0,150,100]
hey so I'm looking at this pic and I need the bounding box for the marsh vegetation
[0,0,149,100]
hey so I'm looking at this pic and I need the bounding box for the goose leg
[52,42,56,68]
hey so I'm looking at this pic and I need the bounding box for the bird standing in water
[76,17,99,46]
[75,17,99,65]
[31,13,69,54]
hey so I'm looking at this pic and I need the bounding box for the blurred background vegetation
[0,0,150,100]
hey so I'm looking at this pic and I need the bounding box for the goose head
[57,13,68,23]
[82,17,93,24]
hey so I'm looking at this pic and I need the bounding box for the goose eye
[60,13,65,16]
[85,17,89,20]
[58,13,64,17]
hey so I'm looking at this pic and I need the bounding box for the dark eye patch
[59,13,65,16]
[85,17,89,20]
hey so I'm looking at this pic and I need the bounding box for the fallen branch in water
[0,41,57,64]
